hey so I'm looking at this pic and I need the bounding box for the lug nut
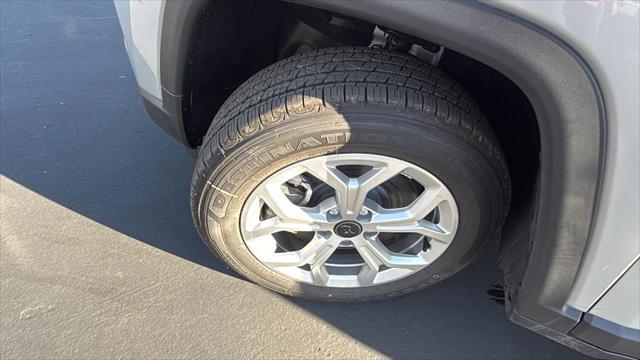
[329,209,339,215]
[359,209,369,216]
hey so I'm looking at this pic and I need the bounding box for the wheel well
[182,0,540,242]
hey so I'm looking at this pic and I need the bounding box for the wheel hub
[333,221,363,238]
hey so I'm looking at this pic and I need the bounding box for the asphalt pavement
[0,1,587,359]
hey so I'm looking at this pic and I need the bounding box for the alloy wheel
[240,153,459,288]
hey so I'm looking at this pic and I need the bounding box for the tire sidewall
[196,106,503,300]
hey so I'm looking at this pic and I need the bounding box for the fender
[140,0,209,148]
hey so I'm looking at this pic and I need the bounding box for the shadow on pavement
[0,0,230,276]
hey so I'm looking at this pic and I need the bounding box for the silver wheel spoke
[348,163,407,216]
[245,217,318,239]
[356,244,383,286]
[353,235,393,285]
[355,235,429,270]
[304,161,351,213]
[305,159,406,217]
[373,220,453,244]
[309,236,341,285]
[261,234,337,268]
[368,187,445,225]
[257,182,327,224]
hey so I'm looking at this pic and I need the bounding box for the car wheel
[191,47,511,301]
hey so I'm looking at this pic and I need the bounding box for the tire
[191,47,511,302]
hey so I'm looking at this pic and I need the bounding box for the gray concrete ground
[0,1,587,359]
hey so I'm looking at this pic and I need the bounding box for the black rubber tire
[191,47,511,302]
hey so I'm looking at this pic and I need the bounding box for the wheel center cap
[333,220,363,238]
